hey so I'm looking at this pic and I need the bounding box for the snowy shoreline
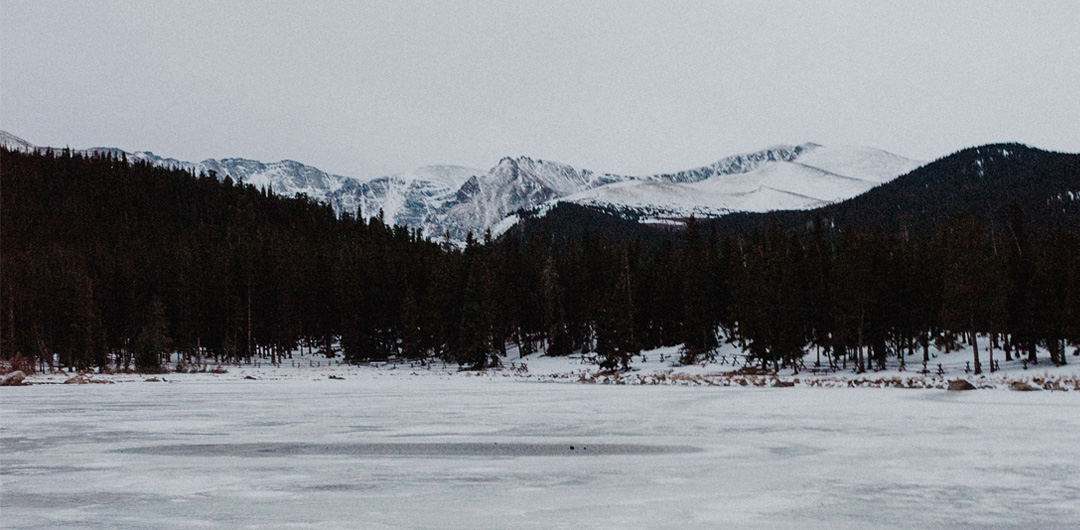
[9,343,1079,392]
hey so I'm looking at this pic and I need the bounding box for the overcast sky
[2,0,1078,177]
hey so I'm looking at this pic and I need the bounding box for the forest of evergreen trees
[2,146,1078,374]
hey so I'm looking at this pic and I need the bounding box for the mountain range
[506,143,1080,248]
[0,130,922,240]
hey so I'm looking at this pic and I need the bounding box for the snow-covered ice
[3,360,1079,529]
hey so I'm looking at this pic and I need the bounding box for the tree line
[2,147,1077,373]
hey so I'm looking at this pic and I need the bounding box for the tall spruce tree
[595,248,638,372]
[680,217,718,364]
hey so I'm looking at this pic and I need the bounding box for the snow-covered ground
[3,344,1079,529]
[17,336,1078,390]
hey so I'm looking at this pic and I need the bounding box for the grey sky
[2,0,1078,178]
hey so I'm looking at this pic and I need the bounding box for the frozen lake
[3,376,1079,529]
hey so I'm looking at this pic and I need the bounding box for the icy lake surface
[3,377,1079,529]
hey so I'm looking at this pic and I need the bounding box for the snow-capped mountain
[414,156,629,240]
[105,153,355,202]
[361,144,922,240]
[559,143,924,220]
[1,131,356,203]
[330,165,481,233]
[1,130,923,241]
[200,158,352,199]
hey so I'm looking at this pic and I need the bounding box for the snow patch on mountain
[420,156,629,239]
[0,131,36,152]
[793,144,918,183]
[647,143,815,184]
[329,165,482,230]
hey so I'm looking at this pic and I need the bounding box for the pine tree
[595,248,638,372]
[456,238,499,369]
[680,217,718,364]
[134,297,169,373]
[1005,204,1036,362]
[938,212,998,375]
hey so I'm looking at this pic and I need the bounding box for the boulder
[64,375,89,384]
[1009,381,1040,392]
[947,379,976,391]
[0,370,27,386]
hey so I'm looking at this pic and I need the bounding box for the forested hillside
[713,143,1080,239]
[2,146,1078,374]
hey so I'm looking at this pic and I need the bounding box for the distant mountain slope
[0,131,36,152]
[330,165,482,233]
[647,143,814,183]
[559,144,922,219]
[1,131,359,206]
[704,143,1080,241]
[0,130,922,241]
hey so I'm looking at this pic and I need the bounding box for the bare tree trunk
[899,333,907,370]
[246,285,252,362]
[856,313,866,374]
[971,315,982,375]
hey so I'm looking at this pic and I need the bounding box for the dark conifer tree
[938,211,999,375]
[456,236,499,369]
[1005,204,1036,362]
[1035,231,1080,365]
[595,248,639,372]
[133,297,169,372]
[680,217,718,364]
